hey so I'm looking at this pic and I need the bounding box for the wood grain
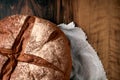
[0,0,57,22]
[0,0,120,80]
[70,0,120,80]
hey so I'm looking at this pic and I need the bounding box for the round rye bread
[0,15,72,80]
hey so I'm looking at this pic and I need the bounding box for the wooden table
[0,0,120,80]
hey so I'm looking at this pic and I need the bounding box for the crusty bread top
[0,15,72,80]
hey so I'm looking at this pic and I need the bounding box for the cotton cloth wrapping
[58,22,107,80]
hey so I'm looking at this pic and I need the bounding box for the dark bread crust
[0,15,72,80]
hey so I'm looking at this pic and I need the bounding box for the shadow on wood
[0,0,120,80]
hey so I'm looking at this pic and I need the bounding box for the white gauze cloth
[58,22,107,80]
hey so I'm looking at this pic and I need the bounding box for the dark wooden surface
[0,0,57,22]
[0,0,120,80]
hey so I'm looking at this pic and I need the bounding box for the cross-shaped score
[0,16,64,80]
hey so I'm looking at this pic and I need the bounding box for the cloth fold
[58,22,107,80]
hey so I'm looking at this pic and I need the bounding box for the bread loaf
[0,15,72,80]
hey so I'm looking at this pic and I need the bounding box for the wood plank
[55,0,120,80]
[0,0,120,80]
[0,0,57,22]
[69,0,120,80]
